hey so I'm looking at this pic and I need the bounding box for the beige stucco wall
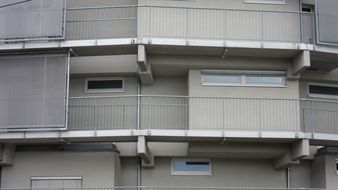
[1,151,120,188]
[290,161,312,188]
[69,76,138,97]
[311,154,338,189]
[187,62,300,130]
[141,158,287,187]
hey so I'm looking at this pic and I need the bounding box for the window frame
[245,0,286,5]
[308,82,338,99]
[84,77,124,93]
[171,159,212,176]
[201,70,286,88]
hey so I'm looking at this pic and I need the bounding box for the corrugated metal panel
[317,0,338,45]
[0,54,67,130]
[0,0,65,40]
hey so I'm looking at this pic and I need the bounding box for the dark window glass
[309,85,338,96]
[172,160,210,172]
[336,162,338,171]
[87,80,123,90]
[186,162,210,165]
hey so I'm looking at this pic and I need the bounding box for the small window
[308,83,338,99]
[245,0,286,4]
[201,70,286,87]
[336,159,338,175]
[171,159,212,175]
[85,77,124,93]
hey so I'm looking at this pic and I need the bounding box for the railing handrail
[0,187,325,190]
[69,95,338,103]
[67,5,314,15]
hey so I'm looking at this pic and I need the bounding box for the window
[31,177,82,188]
[245,0,286,4]
[308,83,338,99]
[85,77,124,93]
[336,159,338,175]
[201,70,286,87]
[171,159,212,175]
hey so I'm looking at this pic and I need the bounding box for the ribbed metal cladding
[317,0,338,45]
[0,53,68,130]
[0,0,65,40]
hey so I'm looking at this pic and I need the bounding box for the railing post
[311,100,314,137]
[261,11,264,41]
[300,12,304,43]
[185,7,189,41]
[222,98,225,131]
[186,96,189,131]
[137,95,141,130]
[94,98,97,131]
[259,99,262,132]
[122,105,125,129]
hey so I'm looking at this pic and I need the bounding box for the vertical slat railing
[68,96,338,135]
[139,6,311,43]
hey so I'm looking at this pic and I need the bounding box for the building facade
[0,0,338,189]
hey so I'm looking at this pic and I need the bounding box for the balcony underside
[0,129,337,147]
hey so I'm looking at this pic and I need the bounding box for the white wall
[1,151,120,188]
[69,76,138,97]
[141,158,287,187]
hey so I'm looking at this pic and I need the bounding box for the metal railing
[0,187,325,190]
[138,6,315,43]
[66,6,138,40]
[68,95,338,135]
[64,5,315,43]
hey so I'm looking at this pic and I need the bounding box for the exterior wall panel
[1,151,120,188]
[141,158,287,187]
[0,54,67,130]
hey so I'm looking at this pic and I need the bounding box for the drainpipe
[137,158,142,189]
[286,167,291,189]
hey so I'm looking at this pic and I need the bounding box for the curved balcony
[65,6,314,44]
[68,95,338,142]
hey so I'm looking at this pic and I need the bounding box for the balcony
[65,6,314,43]
[68,95,338,136]
[0,187,324,190]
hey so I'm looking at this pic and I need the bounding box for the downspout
[137,158,142,189]
[286,167,291,189]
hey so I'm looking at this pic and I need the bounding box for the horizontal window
[308,83,338,99]
[245,0,286,4]
[201,70,286,87]
[171,159,212,175]
[85,77,124,93]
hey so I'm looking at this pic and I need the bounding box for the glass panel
[172,160,210,172]
[87,80,123,90]
[203,74,241,84]
[309,85,338,96]
[246,75,284,85]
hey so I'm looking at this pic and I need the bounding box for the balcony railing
[68,95,338,135]
[65,6,315,43]
[0,187,325,190]
[66,6,138,40]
